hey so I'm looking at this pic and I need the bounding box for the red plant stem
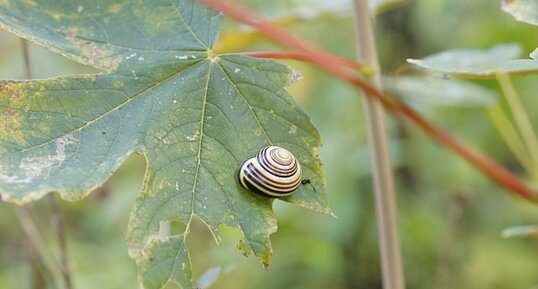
[200,0,538,202]
[239,51,363,70]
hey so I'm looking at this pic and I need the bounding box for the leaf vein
[216,63,274,146]
[169,0,208,49]
[14,60,205,154]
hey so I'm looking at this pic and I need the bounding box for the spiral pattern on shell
[238,146,303,197]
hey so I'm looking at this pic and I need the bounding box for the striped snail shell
[238,146,303,197]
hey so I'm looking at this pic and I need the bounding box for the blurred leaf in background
[501,0,538,26]
[383,76,498,108]
[407,43,538,77]
[502,224,538,239]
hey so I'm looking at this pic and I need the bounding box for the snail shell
[238,146,303,197]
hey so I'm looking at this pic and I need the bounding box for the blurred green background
[1,0,538,288]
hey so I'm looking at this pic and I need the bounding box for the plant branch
[487,105,534,178]
[48,197,73,289]
[20,39,73,289]
[353,1,405,289]
[18,39,62,289]
[14,206,61,289]
[20,38,33,79]
[200,0,538,203]
[497,73,538,177]
[432,193,466,289]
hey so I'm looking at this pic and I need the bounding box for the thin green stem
[487,105,535,178]
[498,73,538,177]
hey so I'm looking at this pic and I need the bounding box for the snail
[238,146,303,197]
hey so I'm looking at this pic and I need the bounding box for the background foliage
[1,0,537,288]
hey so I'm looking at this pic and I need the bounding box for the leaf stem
[353,1,405,288]
[497,73,538,179]
[487,104,534,178]
[200,0,538,203]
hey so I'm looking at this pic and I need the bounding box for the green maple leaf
[407,44,538,78]
[0,0,330,288]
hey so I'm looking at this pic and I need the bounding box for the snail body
[238,146,302,197]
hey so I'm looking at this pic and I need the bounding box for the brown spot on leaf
[38,123,51,134]
[0,109,25,144]
[109,3,123,14]
[66,27,79,39]
[0,81,22,104]
[65,28,119,70]
[22,0,37,6]
[3,109,17,118]
[81,43,118,68]
[83,43,99,61]
[50,12,62,21]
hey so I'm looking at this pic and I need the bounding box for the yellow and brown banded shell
[238,146,303,197]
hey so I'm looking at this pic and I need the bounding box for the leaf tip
[530,47,538,60]
[406,58,422,66]
[329,211,339,219]
[501,225,538,239]
[287,67,304,86]
[262,262,270,270]
[235,239,251,258]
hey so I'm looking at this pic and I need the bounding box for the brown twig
[199,0,538,203]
